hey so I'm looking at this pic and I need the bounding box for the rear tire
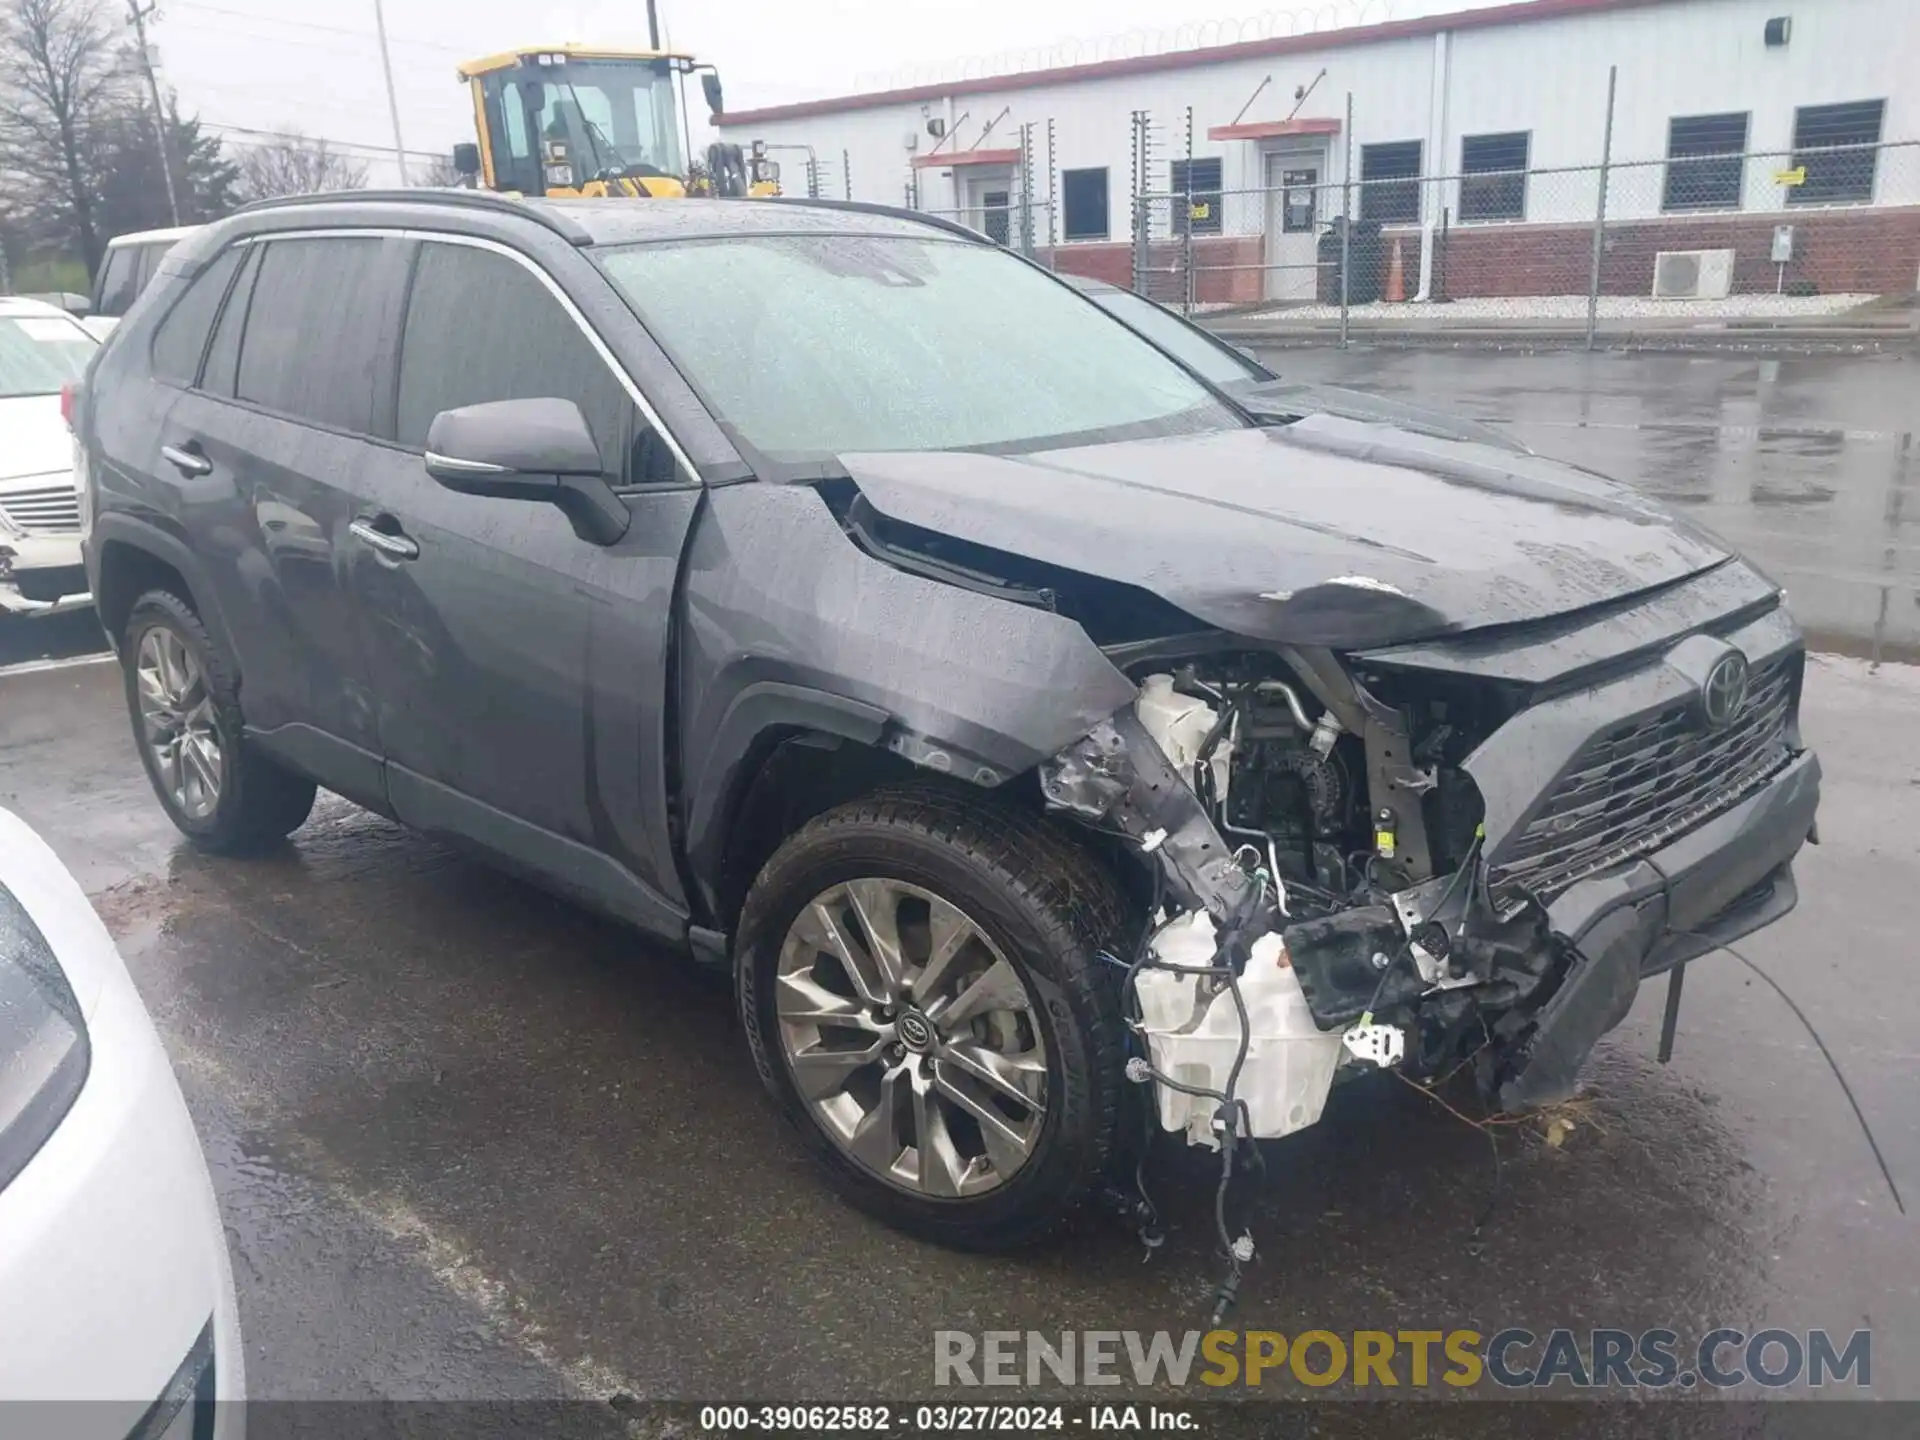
[737,783,1129,1250]
[123,589,316,853]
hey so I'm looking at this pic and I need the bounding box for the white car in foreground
[0,297,95,617]
[0,806,243,1432]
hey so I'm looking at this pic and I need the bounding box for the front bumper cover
[0,533,91,616]
[1499,746,1818,1110]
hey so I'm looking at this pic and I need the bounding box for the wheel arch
[686,681,907,928]
[91,514,234,664]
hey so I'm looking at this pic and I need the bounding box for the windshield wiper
[561,80,617,177]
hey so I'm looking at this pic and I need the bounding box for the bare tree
[408,150,464,188]
[0,0,136,274]
[233,129,368,201]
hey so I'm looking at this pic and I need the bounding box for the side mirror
[451,142,481,178]
[424,398,629,545]
[700,71,724,116]
[58,292,90,317]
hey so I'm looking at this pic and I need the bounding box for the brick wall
[1424,206,1920,299]
[1045,236,1267,302]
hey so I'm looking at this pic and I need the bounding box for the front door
[1263,151,1325,302]
[345,236,698,937]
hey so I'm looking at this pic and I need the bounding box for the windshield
[0,314,94,399]
[1088,289,1269,388]
[484,58,684,192]
[598,235,1243,464]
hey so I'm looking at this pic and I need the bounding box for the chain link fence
[1134,139,1920,335]
[897,76,1919,347]
[906,121,1059,266]
[1129,88,1919,346]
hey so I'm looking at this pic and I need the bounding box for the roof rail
[231,188,594,246]
[759,195,988,245]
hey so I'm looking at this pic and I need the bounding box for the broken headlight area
[1039,651,1584,1319]
[1040,653,1577,1151]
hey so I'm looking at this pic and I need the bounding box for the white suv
[85,226,202,339]
[0,297,95,618]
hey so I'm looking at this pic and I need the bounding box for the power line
[166,0,463,54]
[200,120,448,162]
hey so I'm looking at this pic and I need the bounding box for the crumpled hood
[841,417,1730,648]
[1236,379,1530,454]
[0,396,69,483]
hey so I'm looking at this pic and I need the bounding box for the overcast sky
[150,0,1484,185]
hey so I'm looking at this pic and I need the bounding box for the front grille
[1488,654,1797,911]
[0,482,80,534]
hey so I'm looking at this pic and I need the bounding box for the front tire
[123,589,316,853]
[737,784,1129,1250]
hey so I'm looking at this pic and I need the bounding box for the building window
[1169,157,1223,236]
[1790,100,1884,205]
[1359,140,1422,225]
[1061,167,1109,241]
[1663,112,1748,211]
[1460,131,1529,222]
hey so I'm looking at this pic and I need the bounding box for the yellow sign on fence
[1774,166,1807,186]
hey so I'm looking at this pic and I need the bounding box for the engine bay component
[1340,1021,1405,1068]
[1132,912,1342,1148]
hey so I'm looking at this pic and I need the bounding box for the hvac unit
[1650,248,1736,300]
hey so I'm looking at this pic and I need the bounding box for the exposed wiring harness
[1104,857,1269,1323]
[1677,932,1904,1216]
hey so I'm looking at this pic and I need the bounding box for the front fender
[678,483,1137,898]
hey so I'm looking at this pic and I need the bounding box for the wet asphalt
[0,349,1915,1416]
[1255,345,1920,662]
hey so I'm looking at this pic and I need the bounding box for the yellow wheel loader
[451,46,781,199]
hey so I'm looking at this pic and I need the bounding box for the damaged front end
[1038,584,1819,1156]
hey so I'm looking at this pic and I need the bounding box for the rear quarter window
[150,247,245,386]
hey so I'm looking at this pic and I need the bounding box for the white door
[965,172,1015,246]
[1263,150,1325,302]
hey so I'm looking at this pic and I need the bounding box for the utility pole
[125,1,180,225]
[371,0,409,184]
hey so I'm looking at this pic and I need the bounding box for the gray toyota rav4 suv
[79,191,1819,1253]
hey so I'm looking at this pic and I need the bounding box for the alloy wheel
[774,878,1049,1197]
[136,627,223,820]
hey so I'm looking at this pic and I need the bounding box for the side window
[94,247,140,318]
[201,246,262,397]
[235,238,393,433]
[133,242,168,298]
[150,246,244,386]
[396,242,656,480]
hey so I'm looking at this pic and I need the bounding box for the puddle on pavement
[1260,348,1920,663]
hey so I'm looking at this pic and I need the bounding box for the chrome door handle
[160,444,212,477]
[349,517,419,561]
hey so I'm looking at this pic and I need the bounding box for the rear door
[346,235,700,933]
[157,233,410,804]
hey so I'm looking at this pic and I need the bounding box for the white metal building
[715,0,1919,302]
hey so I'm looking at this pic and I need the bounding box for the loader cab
[460,49,691,198]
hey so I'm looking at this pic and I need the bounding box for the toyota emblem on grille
[1701,651,1750,729]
